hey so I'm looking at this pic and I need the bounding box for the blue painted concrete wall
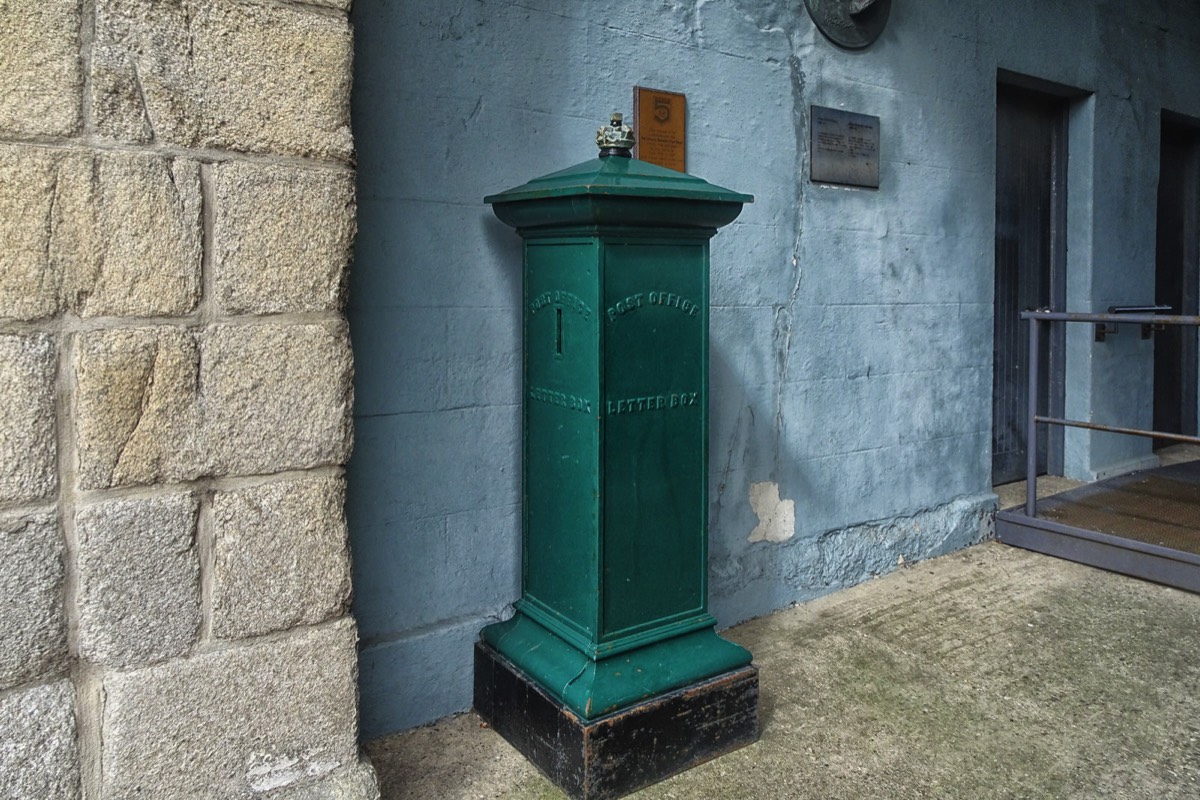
[349,0,1200,737]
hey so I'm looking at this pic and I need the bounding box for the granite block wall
[0,1,376,796]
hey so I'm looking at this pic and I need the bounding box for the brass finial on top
[596,112,635,158]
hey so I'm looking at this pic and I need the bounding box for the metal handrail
[1017,309,1200,517]
[1021,310,1200,325]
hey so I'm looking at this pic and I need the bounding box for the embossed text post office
[474,114,758,800]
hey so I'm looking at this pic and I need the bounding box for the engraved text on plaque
[810,105,880,188]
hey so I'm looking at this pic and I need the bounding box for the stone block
[74,153,202,317]
[0,512,67,688]
[0,146,71,321]
[0,334,57,505]
[75,327,202,489]
[0,0,82,137]
[101,619,362,799]
[76,323,353,487]
[212,475,352,640]
[92,0,352,160]
[0,146,201,321]
[202,323,354,476]
[213,162,355,315]
[76,493,200,667]
[0,680,81,799]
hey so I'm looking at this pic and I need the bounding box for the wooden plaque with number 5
[633,87,687,172]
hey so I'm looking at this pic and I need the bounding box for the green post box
[475,115,758,800]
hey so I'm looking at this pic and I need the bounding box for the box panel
[523,240,601,637]
[601,239,708,639]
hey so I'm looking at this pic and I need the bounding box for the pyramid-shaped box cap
[485,154,753,232]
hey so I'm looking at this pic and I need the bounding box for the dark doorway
[1154,117,1200,448]
[993,84,1068,486]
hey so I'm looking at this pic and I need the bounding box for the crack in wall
[110,340,160,485]
[128,58,156,144]
[43,166,62,306]
[181,1,197,65]
[773,52,808,474]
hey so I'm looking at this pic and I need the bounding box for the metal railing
[1019,309,1200,517]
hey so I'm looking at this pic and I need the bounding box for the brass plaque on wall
[810,106,880,188]
[634,87,686,172]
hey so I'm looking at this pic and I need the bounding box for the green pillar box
[475,114,758,800]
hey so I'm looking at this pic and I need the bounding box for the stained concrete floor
[367,541,1200,800]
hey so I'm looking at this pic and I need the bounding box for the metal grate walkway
[997,459,1200,592]
[996,311,1200,593]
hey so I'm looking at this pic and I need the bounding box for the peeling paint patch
[245,750,338,793]
[748,481,795,543]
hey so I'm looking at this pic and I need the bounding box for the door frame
[993,77,1070,484]
[1154,111,1200,446]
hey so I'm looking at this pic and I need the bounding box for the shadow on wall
[345,0,620,740]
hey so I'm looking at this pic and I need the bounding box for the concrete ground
[367,541,1200,799]
[370,451,1200,798]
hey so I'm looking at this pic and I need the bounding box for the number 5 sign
[634,87,687,173]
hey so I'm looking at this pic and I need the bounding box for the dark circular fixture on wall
[804,0,892,49]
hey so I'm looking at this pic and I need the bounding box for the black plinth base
[473,641,759,800]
